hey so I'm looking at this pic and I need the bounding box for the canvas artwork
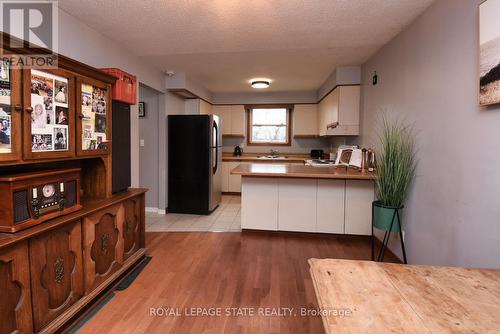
[480,0,500,106]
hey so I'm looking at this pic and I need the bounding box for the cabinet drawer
[0,241,33,334]
[29,220,84,332]
[83,204,124,293]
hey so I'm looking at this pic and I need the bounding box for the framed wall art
[480,0,500,106]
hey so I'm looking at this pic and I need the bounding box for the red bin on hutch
[100,68,137,105]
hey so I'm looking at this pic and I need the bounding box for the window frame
[246,104,293,146]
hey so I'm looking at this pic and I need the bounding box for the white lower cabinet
[317,179,345,234]
[344,180,374,235]
[221,162,229,192]
[241,178,279,230]
[221,161,242,193]
[278,179,317,232]
[240,177,373,235]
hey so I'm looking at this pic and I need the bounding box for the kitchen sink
[257,155,289,159]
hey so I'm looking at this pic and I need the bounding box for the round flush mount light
[251,80,270,89]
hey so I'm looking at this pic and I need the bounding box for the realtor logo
[0,0,58,68]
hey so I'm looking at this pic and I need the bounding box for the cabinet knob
[14,104,22,112]
[78,113,84,119]
[25,106,33,113]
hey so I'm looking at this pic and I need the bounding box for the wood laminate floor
[77,232,398,334]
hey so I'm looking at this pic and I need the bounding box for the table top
[231,163,375,180]
[309,259,500,334]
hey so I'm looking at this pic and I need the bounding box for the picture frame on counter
[138,101,146,117]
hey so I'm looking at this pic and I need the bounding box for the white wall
[57,8,166,187]
[360,0,500,268]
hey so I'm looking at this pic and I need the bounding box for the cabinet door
[199,100,212,115]
[123,197,143,261]
[0,59,22,163]
[228,162,242,192]
[83,204,124,293]
[241,177,278,230]
[318,99,327,136]
[76,76,112,156]
[293,104,318,137]
[221,162,229,192]
[230,105,245,136]
[345,180,374,235]
[213,105,231,135]
[22,68,76,159]
[0,241,33,334]
[29,221,84,332]
[317,179,345,234]
[278,179,317,232]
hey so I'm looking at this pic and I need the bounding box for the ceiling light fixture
[251,80,270,89]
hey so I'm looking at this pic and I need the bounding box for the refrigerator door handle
[213,120,218,174]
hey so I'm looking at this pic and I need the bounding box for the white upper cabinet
[212,105,245,136]
[318,85,360,136]
[293,104,318,137]
[199,99,212,115]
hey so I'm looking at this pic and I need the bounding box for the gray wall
[139,85,160,208]
[360,0,500,268]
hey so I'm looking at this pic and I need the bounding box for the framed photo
[138,101,146,118]
[480,0,500,106]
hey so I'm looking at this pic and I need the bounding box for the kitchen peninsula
[231,163,375,234]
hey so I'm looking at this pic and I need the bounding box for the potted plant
[372,116,416,263]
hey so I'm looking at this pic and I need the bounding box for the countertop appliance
[310,149,324,159]
[234,146,242,156]
[168,115,222,214]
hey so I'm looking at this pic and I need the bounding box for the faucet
[270,149,279,157]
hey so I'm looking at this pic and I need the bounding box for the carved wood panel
[83,203,124,293]
[123,197,141,260]
[0,241,33,334]
[29,220,84,332]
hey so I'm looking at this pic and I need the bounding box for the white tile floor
[146,195,241,232]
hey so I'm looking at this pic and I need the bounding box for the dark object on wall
[112,100,131,193]
[310,149,324,159]
[138,102,146,117]
[168,115,222,214]
[372,71,378,85]
[234,146,242,156]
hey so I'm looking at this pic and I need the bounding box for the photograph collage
[81,83,107,150]
[0,60,11,154]
[30,70,70,152]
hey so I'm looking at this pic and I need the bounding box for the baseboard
[145,207,167,215]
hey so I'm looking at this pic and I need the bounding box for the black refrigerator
[168,114,222,214]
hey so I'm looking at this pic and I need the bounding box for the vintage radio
[0,168,82,233]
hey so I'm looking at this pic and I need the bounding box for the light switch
[140,139,145,147]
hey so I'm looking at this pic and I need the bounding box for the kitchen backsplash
[222,136,358,154]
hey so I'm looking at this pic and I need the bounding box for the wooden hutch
[0,35,147,333]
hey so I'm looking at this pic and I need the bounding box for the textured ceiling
[59,0,435,93]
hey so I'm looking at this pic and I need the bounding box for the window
[247,105,292,146]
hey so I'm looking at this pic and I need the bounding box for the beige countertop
[222,153,309,163]
[230,163,375,180]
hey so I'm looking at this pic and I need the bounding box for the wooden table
[309,259,500,334]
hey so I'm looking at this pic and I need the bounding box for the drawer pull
[25,106,33,113]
